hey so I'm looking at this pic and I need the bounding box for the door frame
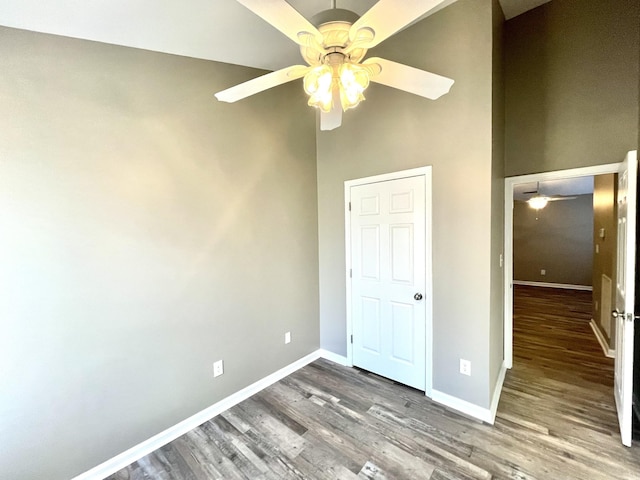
[345,166,433,397]
[503,163,620,368]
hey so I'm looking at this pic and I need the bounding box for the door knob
[414,293,423,301]
[613,310,640,321]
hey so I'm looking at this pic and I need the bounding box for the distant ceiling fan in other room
[521,182,578,210]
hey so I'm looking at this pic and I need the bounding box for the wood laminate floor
[107,286,640,479]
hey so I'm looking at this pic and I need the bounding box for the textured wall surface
[0,27,319,480]
[513,195,594,286]
[592,174,617,348]
[505,0,639,176]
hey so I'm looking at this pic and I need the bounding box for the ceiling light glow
[527,196,549,210]
[303,55,371,113]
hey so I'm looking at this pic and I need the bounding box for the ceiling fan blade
[548,196,578,201]
[320,106,342,131]
[215,65,310,103]
[236,0,323,47]
[350,0,456,48]
[364,57,454,100]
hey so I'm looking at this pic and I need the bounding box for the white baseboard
[430,363,506,425]
[590,319,615,358]
[71,350,323,480]
[318,349,350,366]
[513,280,592,291]
[431,389,494,425]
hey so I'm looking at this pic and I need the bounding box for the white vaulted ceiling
[0,0,551,71]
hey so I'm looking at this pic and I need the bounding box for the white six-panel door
[614,150,637,447]
[349,174,427,390]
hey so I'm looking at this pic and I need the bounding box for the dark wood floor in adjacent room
[107,285,640,479]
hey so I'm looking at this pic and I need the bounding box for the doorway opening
[503,156,638,447]
[504,163,621,368]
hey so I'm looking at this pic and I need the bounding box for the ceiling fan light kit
[521,181,580,210]
[303,54,374,112]
[527,195,549,210]
[214,0,456,130]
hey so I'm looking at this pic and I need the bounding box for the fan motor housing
[310,8,359,27]
[300,9,367,66]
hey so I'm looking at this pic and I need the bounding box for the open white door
[614,150,637,447]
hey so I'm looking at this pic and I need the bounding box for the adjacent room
[512,174,619,356]
[1,0,639,479]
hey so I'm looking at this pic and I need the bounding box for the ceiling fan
[519,182,578,210]
[214,0,456,131]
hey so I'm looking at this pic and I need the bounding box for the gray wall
[592,174,617,348]
[505,0,639,176]
[0,27,319,480]
[489,0,505,398]
[513,195,594,285]
[317,0,499,408]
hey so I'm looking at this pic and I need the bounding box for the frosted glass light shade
[338,63,370,110]
[304,65,334,112]
[303,60,371,112]
[527,196,549,210]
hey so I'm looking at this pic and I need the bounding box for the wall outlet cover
[460,359,471,376]
[213,360,224,378]
[285,331,291,344]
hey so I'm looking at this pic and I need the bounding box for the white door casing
[345,167,433,395]
[614,150,637,448]
[503,162,622,369]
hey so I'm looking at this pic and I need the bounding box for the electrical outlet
[460,359,471,376]
[540,269,546,276]
[213,360,224,378]
[285,331,291,344]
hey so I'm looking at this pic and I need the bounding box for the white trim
[345,183,353,366]
[489,362,508,423]
[513,280,592,291]
[590,319,616,358]
[345,166,431,185]
[431,389,494,424]
[71,351,322,480]
[318,349,350,366]
[344,166,433,397]
[430,362,506,425]
[504,162,621,370]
